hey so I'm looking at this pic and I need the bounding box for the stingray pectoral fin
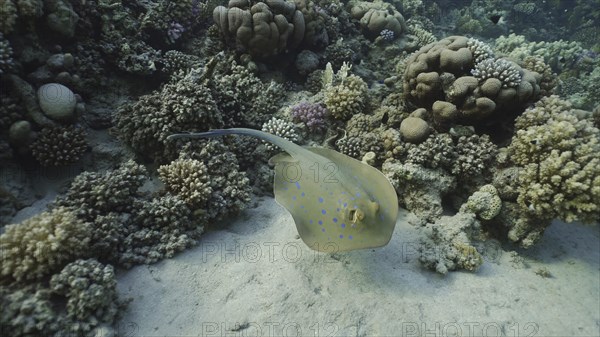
[268,152,297,165]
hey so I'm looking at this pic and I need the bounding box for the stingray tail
[167,129,240,141]
[167,128,304,157]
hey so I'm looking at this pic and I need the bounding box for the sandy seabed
[116,197,599,337]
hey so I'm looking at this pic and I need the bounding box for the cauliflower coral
[508,96,600,223]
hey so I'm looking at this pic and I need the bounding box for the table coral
[509,96,600,224]
[0,207,92,283]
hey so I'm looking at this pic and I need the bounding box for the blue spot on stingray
[342,191,347,195]
[329,192,333,196]
[348,235,353,240]
[292,196,297,200]
[341,223,346,228]
[318,220,323,225]
[339,234,344,239]
[300,205,304,209]
[309,220,313,224]
[295,182,301,190]
[336,208,340,212]
[350,197,355,201]
[354,205,358,209]
[333,218,338,223]
[338,199,342,203]
[301,192,305,197]
[318,197,324,203]
[343,203,347,208]
[356,192,361,197]
[321,209,326,215]
[322,228,326,232]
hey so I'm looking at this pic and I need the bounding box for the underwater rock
[37,83,77,121]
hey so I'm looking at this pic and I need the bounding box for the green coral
[508,96,600,223]
[0,207,92,283]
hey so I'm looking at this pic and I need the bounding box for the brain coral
[508,96,600,223]
[403,36,541,127]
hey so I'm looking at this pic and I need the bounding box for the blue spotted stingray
[168,128,398,252]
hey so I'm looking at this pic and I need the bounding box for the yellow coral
[158,158,212,210]
[509,96,600,223]
[324,74,368,120]
[0,207,92,282]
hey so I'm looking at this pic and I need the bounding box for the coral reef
[403,36,541,129]
[419,212,483,274]
[158,158,212,211]
[383,161,455,223]
[179,140,252,221]
[460,184,502,221]
[210,60,284,128]
[49,259,121,330]
[508,96,600,224]
[323,63,369,120]
[119,195,202,268]
[261,117,300,151]
[30,125,87,167]
[0,207,92,283]
[54,160,147,222]
[213,0,329,57]
[350,0,407,37]
[290,101,328,131]
[0,33,14,76]
[116,68,223,161]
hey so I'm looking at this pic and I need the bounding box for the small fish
[168,128,398,252]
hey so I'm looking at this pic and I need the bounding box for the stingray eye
[348,209,357,222]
